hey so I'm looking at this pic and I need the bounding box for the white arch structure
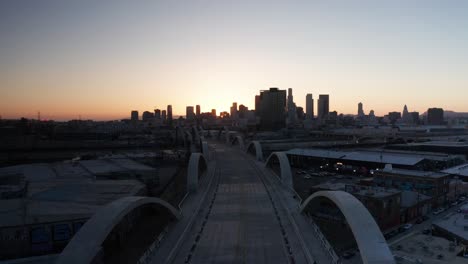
[175,126,187,146]
[187,153,208,193]
[56,196,181,264]
[301,191,395,264]
[231,135,245,150]
[201,141,209,159]
[246,140,264,161]
[265,152,293,188]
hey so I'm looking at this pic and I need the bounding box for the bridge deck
[172,144,303,263]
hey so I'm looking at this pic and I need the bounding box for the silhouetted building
[196,105,201,117]
[131,110,139,122]
[167,105,173,125]
[186,106,195,120]
[161,110,167,122]
[410,111,420,124]
[142,111,154,121]
[239,104,248,118]
[257,88,286,130]
[402,105,411,124]
[287,88,297,126]
[230,102,238,119]
[211,109,216,117]
[305,94,314,119]
[154,109,161,119]
[427,108,444,125]
[388,112,401,124]
[358,102,364,117]
[296,107,304,120]
[255,95,261,116]
[317,94,329,120]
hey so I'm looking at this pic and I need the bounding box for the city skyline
[2,1,468,120]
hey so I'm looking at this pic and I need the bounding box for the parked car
[402,224,413,230]
[415,218,424,224]
[451,201,459,206]
[459,197,466,202]
[422,229,431,235]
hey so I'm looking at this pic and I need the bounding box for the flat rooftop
[0,159,150,228]
[434,211,468,242]
[391,233,466,264]
[286,148,457,166]
[442,163,468,177]
[378,168,449,179]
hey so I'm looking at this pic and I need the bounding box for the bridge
[57,130,395,264]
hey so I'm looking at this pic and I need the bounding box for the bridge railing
[137,226,170,264]
[304,213,341,264]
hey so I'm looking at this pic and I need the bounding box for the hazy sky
[1,0,468,120]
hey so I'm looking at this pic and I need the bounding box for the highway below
[151,141,331,264]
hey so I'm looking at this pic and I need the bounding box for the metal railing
[305,213,341,264]
[137,226,170,264]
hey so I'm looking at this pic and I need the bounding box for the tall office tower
[306,94,314,119]
[142,111,154,121]
[167,105,173,125]
[196,105,201,117]
[358,102,364,117]
[257,87,286,130]
[255,95,261,116]
[211,109,217,117]
[317,94,330,120]
[186,106,195,120]
[427,108,444,125]
[238,104,248,118]
[131,110,139,121]
[230,102,238,119]
[154,109,161,119]
[161,110,167,122]
[410,112,420,125]
[286,88,296,125]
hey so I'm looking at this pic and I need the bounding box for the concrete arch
[301,191,395,264]
[246,140,263,161]
[192,126,200,143]
[230,135,245,150]
[201,141,209,159]
[187,153,208,193]
[265,152,293,189]
[175,126,186,146]
[56,196,181,264]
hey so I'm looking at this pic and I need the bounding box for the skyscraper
[358,102,364,117]
[257,87,286,130]
[306,94,314,119]
[161,110,167,122]
[286,88,296,125]
[211,109,217,117]
[154,109,161,119]
[186,106,195,120]
[142,111,154,121]
[255,95,261,116]
[317,94,329,120]
[196,105,201,117]
[230,102,238,119]
[131,110,139,121]
[167,105,173,125]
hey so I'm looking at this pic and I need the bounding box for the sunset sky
[1,1,468,120]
